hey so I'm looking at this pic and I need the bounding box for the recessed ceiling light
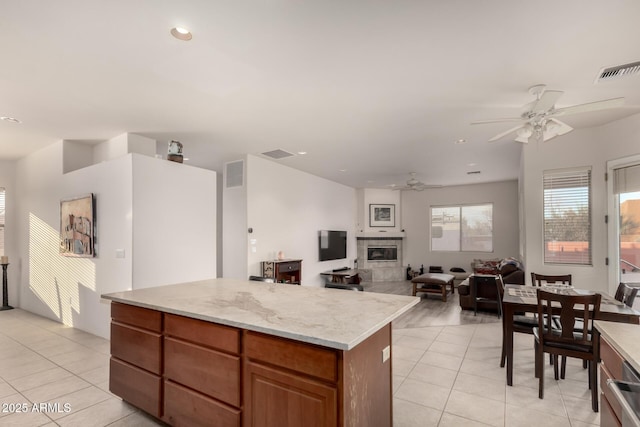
[339,169,347,172]
[468,162,477,167]
[1,116,21,123]
[297,151,307,155]
[455,139,466,144]
[170,27,192,41]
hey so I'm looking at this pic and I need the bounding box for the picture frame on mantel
[369,204,395,227]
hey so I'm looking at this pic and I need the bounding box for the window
[543,168,591,265]
[613,162,640,279]
[431,203,493,252]
[0,187,4,255]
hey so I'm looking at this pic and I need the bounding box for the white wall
[0,160,18,306]
[222,159,248,280]
[522,112,640,292]
[16,142,134,338]
[14,142,218,338]
[245,155,357,286]
[132,154,217,289]
[93,133,155,164]
[361,189,402,232]
[62,141,94,174]
[401,180,519,273]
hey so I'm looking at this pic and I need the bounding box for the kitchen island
[101,278,419,427]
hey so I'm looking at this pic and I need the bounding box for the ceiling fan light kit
[392,173,442,191]
[473,84,624,144]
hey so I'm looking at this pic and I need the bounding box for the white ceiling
[2,1,640,189]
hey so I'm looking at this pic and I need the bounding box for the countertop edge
[102,292,420,351]
[595,320,640,374]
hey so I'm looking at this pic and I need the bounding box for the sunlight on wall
[29,213,96,325]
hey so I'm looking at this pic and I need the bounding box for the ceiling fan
[391,173,442,191]
[472,84,624,144]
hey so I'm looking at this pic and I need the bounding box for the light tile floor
[0,306,600,426]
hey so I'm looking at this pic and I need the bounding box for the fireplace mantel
[356,232,405,239]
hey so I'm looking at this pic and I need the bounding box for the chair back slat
[536,289,601,348]
[615,282,639,308]
[531,273,572,287]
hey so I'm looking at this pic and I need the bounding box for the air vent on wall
[467,170,481,175]
[596,60,640,83]
[225,160,244,188]
[261,149,295,160]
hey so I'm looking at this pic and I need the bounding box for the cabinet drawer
[110,358,161,418]
[165,337,240,407]
[164,381,240,427]
[165,314,240,354]
[601,337,624,380]
[111,323,162,374]
[278,262,300,273]
[111,302,161,332]
[245,331,337,382]
[601,364,622,423]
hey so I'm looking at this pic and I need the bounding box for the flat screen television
[318,230,347,261]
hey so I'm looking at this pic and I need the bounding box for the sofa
[458,258,524,311]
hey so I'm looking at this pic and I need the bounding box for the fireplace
[357,236,404,282]
[367,246,398,261]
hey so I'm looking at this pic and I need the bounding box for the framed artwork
[369,204,395,227]
[60,194,96,257]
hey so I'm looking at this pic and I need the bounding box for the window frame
[542,167,592,266]
[430,203,494,253]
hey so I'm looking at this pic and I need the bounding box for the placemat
[507,286,621,305]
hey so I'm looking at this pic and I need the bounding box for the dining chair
[471,274,504,317]
[500,273,570,367]
[533,288,601,412]
[530,273,572,287]
[615,282,639,307]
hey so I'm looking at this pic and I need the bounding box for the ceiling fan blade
[547,118,573,136]
[531,90,563,113]
[552,97,625,116]
[471,118,522,125]
[488,125,524,142]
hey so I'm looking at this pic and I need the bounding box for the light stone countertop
[595,320,640,374]
[102,278,420,350]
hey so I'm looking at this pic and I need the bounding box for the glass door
[619,191,640,283]
[609,157,640,290]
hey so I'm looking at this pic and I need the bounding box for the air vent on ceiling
[261,149,295,160]
[467,170,481,175]
[596,60,640,83]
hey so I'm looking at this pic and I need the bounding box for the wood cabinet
[600,336,624,427]
[261,259,302,285]
[109,302,162,418]
[164,314,241,427]
[109,303,392,427]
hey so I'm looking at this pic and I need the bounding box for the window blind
[543,169,591,265]
[613,163,640,194]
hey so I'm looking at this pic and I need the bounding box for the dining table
[501,284,640,386]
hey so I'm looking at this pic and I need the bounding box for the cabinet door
[600,394,622,427]
[244,362,337,427]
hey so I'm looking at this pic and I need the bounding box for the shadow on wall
[28,212,96,326]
